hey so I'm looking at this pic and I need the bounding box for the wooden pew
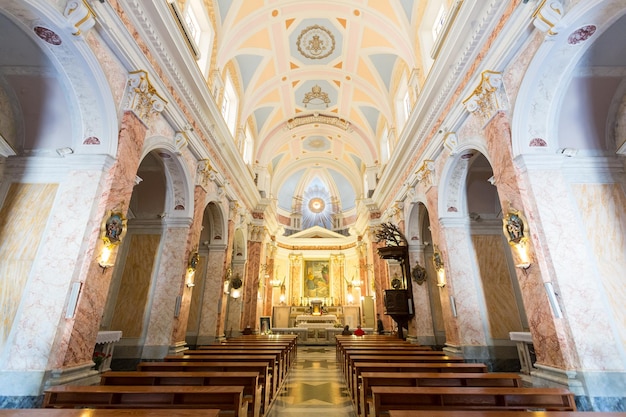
[371,386,576,417]
[388,412,626,417]
[100,371,262,417]
[0,409,222,417]
[198,343,294,370]
[341,349,449,377]
[346,355,464,395]
[359,372,522,417]
[135,361,271,412]
[349,362,488,406]
[184,348,288,382]
[163,354,279,397]
[43,385,248,417]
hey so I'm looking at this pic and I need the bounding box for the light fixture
[230,273,243,299]
[433,245,446,287]
[56,147,74,157]
[502,205,532,269]
[98,210,127,270]
[347,293,354,304]
[186,250,199,288]
[270,265,283,287]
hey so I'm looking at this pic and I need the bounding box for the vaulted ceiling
[212,0,424,215]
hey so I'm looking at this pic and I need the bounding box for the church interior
[0,0,624,413]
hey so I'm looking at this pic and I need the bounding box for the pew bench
[347,356,468,398]
[135,362,271,412]
[371,386,576,417]
[387,412,626,417]
[43,385,248,417]
[359,372,522,417]
[0,409,221,417]
[162,355,278,399]
[100,371,262,417]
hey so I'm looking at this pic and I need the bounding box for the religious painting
[259,316,271,335]
[502,206,529,245]
[303,260,330,298]
[101,210,127,245]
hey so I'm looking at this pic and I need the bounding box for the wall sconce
[98,210,127,270]
[270,265,283,287]
[502,205,532,269]
[186,250,199,287]
[433,245,446,287]
[230,273,243,299]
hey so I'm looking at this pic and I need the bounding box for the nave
[266,346,356,417]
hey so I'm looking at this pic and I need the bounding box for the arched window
[183,0,213,77]
[222,73,238,136]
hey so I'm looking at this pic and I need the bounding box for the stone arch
[199,201,227,247]
[438,140,492,219]
[140,136,194,220]
[0,2,118,157]
[512,0,626,157]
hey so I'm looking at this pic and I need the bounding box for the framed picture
[259,316,271,334]
[101,210,127,245]
[303,260,330,298]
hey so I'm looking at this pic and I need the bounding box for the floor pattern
[265,346,357,417]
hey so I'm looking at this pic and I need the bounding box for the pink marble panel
[110,234,161,338]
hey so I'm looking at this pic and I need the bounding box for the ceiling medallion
[296,25,335,60]
[308,197,326,213]
[303,85,330,107]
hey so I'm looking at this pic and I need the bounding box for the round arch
[511,0,626,157]
[140,136,195,221]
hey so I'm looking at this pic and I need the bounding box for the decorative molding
[463,70,507,127]
[286,113,351,131]
[124,70,167,126]
[296,25,335,60]
[302,85,330,107]
[416,160,436,187]
[443,132,458,155]
[174,131,189,155]
[64,0,96,36]
[532,0,563,36]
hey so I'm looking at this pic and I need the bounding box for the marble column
[142,221,191,359]
[196,244,228,345]
[168,185,207,353]
[216,216,236,338]
[241,240,262,330]
[0,154,115,403]
[56,111,147,381]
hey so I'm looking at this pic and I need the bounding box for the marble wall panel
[110,234,161,338]
[572,183,626,369]
[198,248,227,341]
[472,235,523,339]
[0,183,57,354]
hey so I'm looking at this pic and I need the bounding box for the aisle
[265,346,357,417]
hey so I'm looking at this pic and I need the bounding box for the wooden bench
[371,386,576,417]
[342,350,449,377]
[0,409,221,417]
[163,355,279,397]
[360,372,522,417]
[347,355,464,395]
[44,385,248,417]
[388,411,626,417]
[349,362,488,406]
[184,348,288,382]
[135,361,271,411]
[100,371,262,417]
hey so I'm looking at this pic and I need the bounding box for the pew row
[135,362,271,412]
[44,385,248,417]
[359,372,522,417]
[100,371,262,417]
[371,386,576,417]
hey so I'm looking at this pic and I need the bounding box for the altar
[295,314,338,328]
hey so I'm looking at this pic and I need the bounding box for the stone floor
[265,346,357,417]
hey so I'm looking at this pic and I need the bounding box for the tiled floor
[265,346,357,417]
